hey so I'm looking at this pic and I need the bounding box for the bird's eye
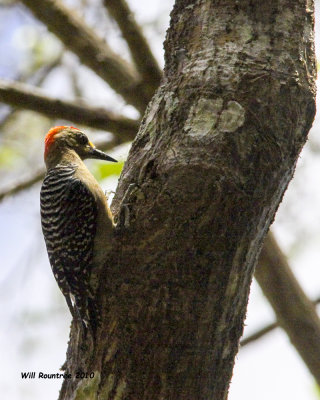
[77,133,89,145]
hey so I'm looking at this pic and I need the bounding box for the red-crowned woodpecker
[40,126,117,335]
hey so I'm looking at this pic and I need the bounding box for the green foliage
[315,383,320,399]
[0,146,20,167]
[92,160,124,181]
[14,24,62,74]
[0,111,50,176]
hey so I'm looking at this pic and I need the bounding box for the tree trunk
[59,0,316,399]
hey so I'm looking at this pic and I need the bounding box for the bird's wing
[55,178,98,291]
[41,170,97,299]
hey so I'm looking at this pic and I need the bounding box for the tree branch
[103,0,162,99]
[0,167,45,202]
[241,296,320,347]
[20,0,150,112]
[0,79,139,139]
[255,233,320,385]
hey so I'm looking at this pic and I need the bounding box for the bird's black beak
[88,147,117,162]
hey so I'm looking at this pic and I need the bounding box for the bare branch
[20,0,151,112]
[255,233,320,385]
[241,296,320,347]
[0,167,45,202]
[0,79,139,139]
[104,0,162,99]
[0,137,124,202]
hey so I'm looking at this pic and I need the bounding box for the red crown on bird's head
[44,126,79,159]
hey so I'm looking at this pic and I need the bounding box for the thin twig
[104,0,162,99]
[0,79,139,139]
[20,0,150,112]
[0,53,63,128]
[241,295,320,347]
[240,322,278,347]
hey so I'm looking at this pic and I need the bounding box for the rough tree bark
[59,0,316,399]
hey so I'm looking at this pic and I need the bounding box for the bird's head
[44,126,117,167]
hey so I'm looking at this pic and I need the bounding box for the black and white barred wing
[40,166,97,325]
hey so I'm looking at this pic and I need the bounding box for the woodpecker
[40,126,117,335]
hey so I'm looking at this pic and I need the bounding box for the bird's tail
[86,295,101,338]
